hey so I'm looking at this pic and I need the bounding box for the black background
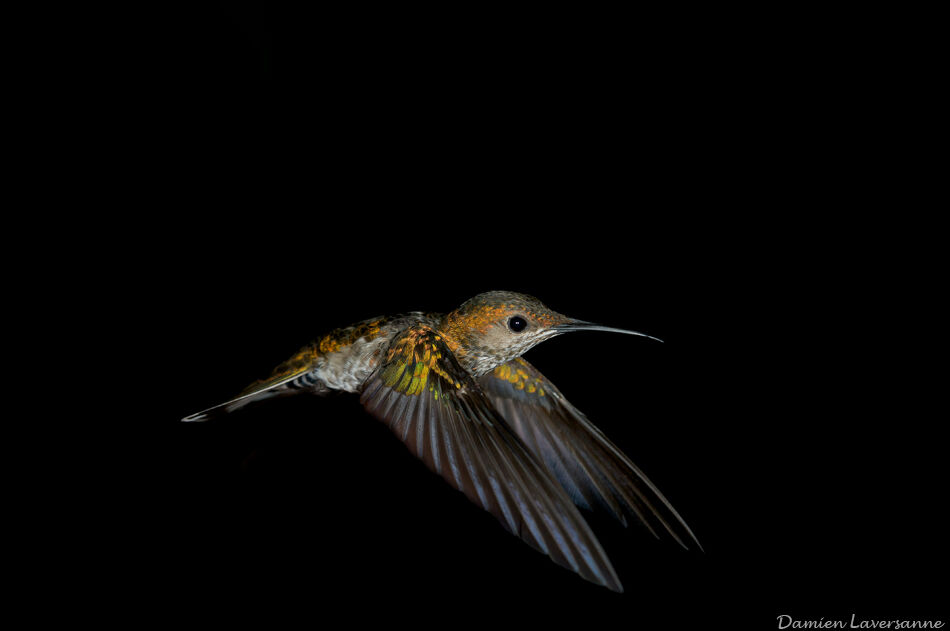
[114,4,944,628]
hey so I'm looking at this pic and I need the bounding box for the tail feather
[181,367,320,422]
[181,389,284,422]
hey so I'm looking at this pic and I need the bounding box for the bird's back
[311,312,436,393]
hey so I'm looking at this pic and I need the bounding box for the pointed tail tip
[181,412,209,423]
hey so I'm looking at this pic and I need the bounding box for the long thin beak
[551,320,664,343]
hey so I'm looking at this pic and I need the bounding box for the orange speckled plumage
[318,318,384,355]
[439,297,565,373]
[492,357,546,396]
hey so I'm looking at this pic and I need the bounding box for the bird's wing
[359,325,622,591]
[478,357,701,551]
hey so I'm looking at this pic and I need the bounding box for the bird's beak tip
[553,320,664,343]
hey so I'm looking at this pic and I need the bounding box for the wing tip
[686,530,705,553]
[593,566,625,593]
[666,518,704,553]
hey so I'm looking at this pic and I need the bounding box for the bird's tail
[182,349,321,422]
[181,383,288,422]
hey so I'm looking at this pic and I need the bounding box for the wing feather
[360,326,622,591]
[479,357,701,551]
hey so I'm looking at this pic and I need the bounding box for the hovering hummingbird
[182,291,700,591]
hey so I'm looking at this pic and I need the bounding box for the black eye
[508,316,528,332]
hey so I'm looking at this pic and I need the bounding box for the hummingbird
[182,291,700,591]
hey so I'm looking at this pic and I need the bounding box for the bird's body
[183,291,699,591]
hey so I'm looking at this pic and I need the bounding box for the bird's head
[439,290,662,376]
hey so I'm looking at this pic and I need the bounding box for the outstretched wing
[359,326,622,591]
[478,357,701,551]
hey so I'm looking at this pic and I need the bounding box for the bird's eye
[508,316,528,332]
